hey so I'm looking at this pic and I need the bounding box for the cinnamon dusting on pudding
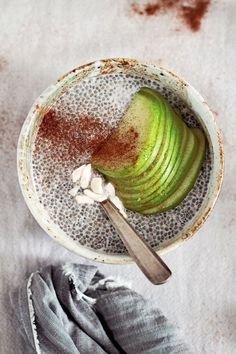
[92,126,139,169]
[34,110,112,163]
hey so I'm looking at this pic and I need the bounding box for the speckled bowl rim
[17,58,224,264]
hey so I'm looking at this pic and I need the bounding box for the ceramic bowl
[17,58,224,263]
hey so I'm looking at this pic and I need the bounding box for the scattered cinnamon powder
[92,126,139,169]
[131,0,212,32]
[131,1,160,15]
[34,110,112,162]
[180,0,211,32]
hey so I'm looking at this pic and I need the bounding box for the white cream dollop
[75,195,94,204]
[70,164,127,218]
[90,177,104,195]
[80,164,92,189]
[84,189,107,202]
[71,164,86,183]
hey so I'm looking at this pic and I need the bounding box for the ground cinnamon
[180,0,211,31]
[34,110,112,162]
[92,126,139,168]
[131,0,212,32]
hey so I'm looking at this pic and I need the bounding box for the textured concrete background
[0,1,235,353]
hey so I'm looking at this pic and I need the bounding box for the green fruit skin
[109,118,175,189]
[138,128,206,214]
[109,98,178,188]
[122,127,197,210]
[116,117,189,203]
[92,86,206,215]
[92,89,163,178]
[128,89,166,176]
[110,88,183,186]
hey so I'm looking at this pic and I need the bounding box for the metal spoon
[101,199,172,285]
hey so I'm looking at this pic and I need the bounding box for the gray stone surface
[0,1,235,353]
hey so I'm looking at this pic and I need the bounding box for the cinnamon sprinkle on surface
[35,110,112,162]
[92,126,139,169]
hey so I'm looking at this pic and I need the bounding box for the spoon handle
[101,200,172,285]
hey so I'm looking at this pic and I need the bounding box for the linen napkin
[11,263,191,354]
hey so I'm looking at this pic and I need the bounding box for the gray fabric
[11,264,191,354]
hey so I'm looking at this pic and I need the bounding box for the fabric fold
[11,263,191,354]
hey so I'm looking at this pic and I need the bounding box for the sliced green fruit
[109,88,180,187]
[122,127,197,210]
[116,117,189,203]
[91,86,206,215]
[140,129,206,214]
[92,89,163,178]
[130,89,166,176]
[110,118,176,189]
